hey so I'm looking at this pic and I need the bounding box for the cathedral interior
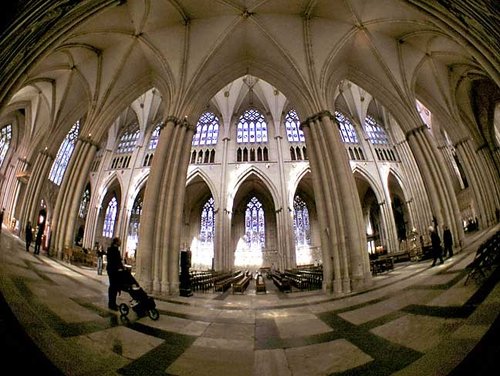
[0,1,499,375]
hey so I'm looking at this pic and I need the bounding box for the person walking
[94,241,105,275]
[33,224,44,255]
[442,225,453,258]
[429,226,443,267]
[106,237,124,310]
[0,208,4,232]
[25,221,33,252]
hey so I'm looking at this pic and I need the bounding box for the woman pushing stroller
[106,237,123,311]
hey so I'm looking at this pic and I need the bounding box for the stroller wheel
[148,308,159,321]
[119,303,129,316]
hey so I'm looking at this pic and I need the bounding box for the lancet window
[293,195,311,246]
[199,197,215,245]
[192,112,220,146]
[245,197,265,249]
[103,195,118,238]
[285,109,305,143]
[0,124,12,167]
[364,115,389,145]
[237,109,268,144]
[48,120,80,185]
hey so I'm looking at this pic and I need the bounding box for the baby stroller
[116,269,159,320]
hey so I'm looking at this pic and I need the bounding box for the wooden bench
[370,256,394,275]
[255,274,266,294]
[232,274,251,294]
[214,272,242,292]
[271,271,291,292]
[464,233,500,286]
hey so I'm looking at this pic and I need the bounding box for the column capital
[300,110,334,130]
[476,143,489,152]
[405,124,427,140]
[453,137,470,148]
[40,148,55,160]
[78,136,100,149]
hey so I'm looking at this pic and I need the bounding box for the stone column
[20,150,54,229]
[394,139,432,234]
[136,116,195,296]
[136,117,176,292]
[318,112,371,290]
[300,118,337,293]
[50,138,97,258]
[406,126,463,246]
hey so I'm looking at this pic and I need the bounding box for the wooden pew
[255,274,266,294]
[232,274,251,294]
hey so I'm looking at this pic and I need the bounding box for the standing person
[106,237,124,310]
[94,241,105,275]
[25,221,33,252]
[0,208,4,232]
[429,226,443,267]
[34,224,44,255]
[442,225,453,258]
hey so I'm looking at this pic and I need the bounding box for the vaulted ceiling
[0,0,497,154]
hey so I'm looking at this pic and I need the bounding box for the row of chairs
[464,231,500,286]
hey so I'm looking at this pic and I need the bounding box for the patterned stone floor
[0,226,499,375]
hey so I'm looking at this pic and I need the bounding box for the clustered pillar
[301,110,371,294]
[136,116,196,296]
[50,137,98,258]
[406,125,464,245]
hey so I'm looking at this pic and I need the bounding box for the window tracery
[192,112,219,146]
[48,120,80,185]
[237,109,268,144]
[103,195,118,238]
[285,109,305,143]
[0,124,12,167]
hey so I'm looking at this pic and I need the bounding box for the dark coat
[443,229,453,248]
[106,244,123,273]
[430,231,442,255]
[25,224,33,242]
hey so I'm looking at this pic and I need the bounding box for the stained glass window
[200,197,215,244]
[285,109,305,142]
[0,124,12,167]
[49,120,80,185]
[116,126,140,153]
[103,195,118,238]
[364,115,389,145]
[237,109,268,144]
[293,195,311,246]
[245,197,265,249]
[128,192,143,248]
[192,112,220,146]
[334,111,358,143]
[78,185,91,219]
[148,123,162,150]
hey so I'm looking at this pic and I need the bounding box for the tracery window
[103,195,118,238]
[199,197,215,245]
[364,115,389,145]
[148,123,162,150]
[116,126,140,153]
[78,185,91,219]
[245,197,265,249]
[49,120,80,185]
[237,109,268,144]
[335,111,359,143]
[127,191,143,255]
[0,124,12,168]
[293,195,311,246]
[285,109,305,142]
[192,112,220,146]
